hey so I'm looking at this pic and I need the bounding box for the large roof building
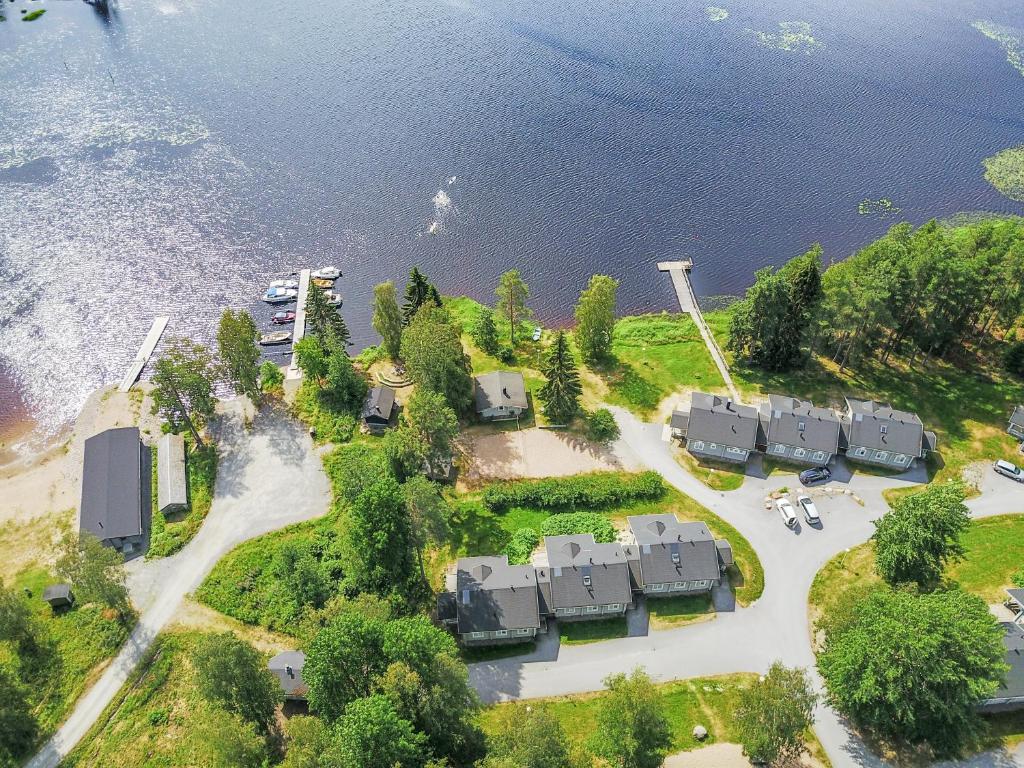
[80,427,147,554]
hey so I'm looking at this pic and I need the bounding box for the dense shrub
[586,408,621,442]
[504,528,540,565]
[1005,340,1024,378]
[294,380,357,443]
[540,512,616,543]
[482,471,663,512]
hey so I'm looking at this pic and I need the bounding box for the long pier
[118,316,170,392]
[657,260,741,403]
[286,269,311,380]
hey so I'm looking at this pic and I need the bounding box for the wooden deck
[286,269,311,380]
[118,316,169,392]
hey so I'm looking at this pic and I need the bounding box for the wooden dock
[286,269,311,380]
[657,260,741,403]
[119,316,170,392]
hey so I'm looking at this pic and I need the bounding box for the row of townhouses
[671,392,939,471]
[436,514,732,645]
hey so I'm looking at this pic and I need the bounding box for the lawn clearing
[673,446,746,491]
[647,592,716,630]
[558,617,629,645]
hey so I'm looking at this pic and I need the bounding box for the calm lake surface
[1,0,1022,440]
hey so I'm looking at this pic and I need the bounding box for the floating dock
[118,316,169,392]
[286,269,311,380]
[657,260,740,403]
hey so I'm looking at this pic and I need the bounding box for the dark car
[798,466,831,485]
[271,311,295,325]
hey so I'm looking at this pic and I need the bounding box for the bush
[1005,340,1024,378]
[586,408,620,442]
[497,346,516,364]
[258,361,284,396]
[482,471,664,512]
[504,528,540,565]
[295,380,357,443]
[540,512,616,542]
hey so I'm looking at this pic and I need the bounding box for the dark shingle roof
[80,428,143,541]
[670,410,689,432]
[436,592,457,622]
[843,398,925,457]
[544,535,632,609]
[985,623,1024,703]
[455,556,540,633]
[43,584,73,602]
[361,386,395,423]
[686,392,759,449]
[268,651,308,698]
[474,371,528,412]
[761,394,841,454]
[627,514,722,586]
[716,539,734,568]
[1011,406,1024,429]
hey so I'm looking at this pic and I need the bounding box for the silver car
[797,495,820,525]
[994,459,1024,483]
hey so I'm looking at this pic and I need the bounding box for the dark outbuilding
[42,584,74,609]
[361,386,396,434]
[268,650,308,700]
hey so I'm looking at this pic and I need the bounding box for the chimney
[286,666,294,678]
[502,387,510,398]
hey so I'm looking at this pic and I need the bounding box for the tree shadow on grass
[591,356,662,416]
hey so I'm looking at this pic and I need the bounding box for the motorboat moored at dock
[312,267,341,280]
[259,331,293,346]
[263,286,298,304]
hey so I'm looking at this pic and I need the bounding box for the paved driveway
[469,408,1024,768]
[26,403,331,768]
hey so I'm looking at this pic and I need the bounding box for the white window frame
[563,607,578,615]
[585,605,600,614]
[708,442,718,451]
[649,583,666,592]
[812,451,826,462]
[691,440,705,451]
[854,447,868,457]
[694,580,710,589]
[772,443,786,455]
[515,628,532,636]
[873,450,889,462]
[895,454,908,465]
[606,603,621,611]
[470,631,486,639]
[495,629,509,638]
[793,447,807,458]
[726,445,746,456]
[673,581,687,590]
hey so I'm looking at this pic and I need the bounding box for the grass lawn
[673,446,746,491]
[558,617,629,645]
[460,640,537,663]
[6,567,130,747]
[647,592,716,630]
[147,438,218,559]
[439,486,764,606]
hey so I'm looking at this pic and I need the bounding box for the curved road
[469,409,1024,768]
[26,404,331,768]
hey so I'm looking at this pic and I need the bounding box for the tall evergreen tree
[495,269,531,346]
[372,281,404,361]
[151,337,217,446]
[472,307,500,355]
[574,275,618,363]
[306,282,350,346]
[539,331,582,424]
[400,304,474,413]
[216,309,261,402]
[402,267,441,324]
[345,476,417,600]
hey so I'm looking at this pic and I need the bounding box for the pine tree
[539,331,582,424]
[306,282,350,346]
[495,269,531,346]
[403,267,441,324]
[372,281,404,361]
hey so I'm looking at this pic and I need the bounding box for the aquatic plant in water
[857,198,901,217]
[705,7,728,22]
[983,146,1024,202]
[972,20,1024,78]
[747,21,822,54]
[22,8,46,21]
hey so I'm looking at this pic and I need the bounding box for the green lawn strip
[294,379,358,444]
[558,618,629,645]
[673,446,745,491]
[9,568,130,744]
[459,641,537,663]
[147,438,218,559]
[647,592,715,630]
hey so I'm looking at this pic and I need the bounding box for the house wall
[643,578,719,596]
[479,405,527,421]
[765,443,831,465]
[552,603,628,621]
[845,444,915,469]
[1010,422,1024,440]
[686,440,749,463]
[460,626,537,645]
[362,419,389,435]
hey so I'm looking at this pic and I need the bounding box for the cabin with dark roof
[156,433,187,515]
[361,386,395,434]
[446,556,541,644]
[625,514,729,596]
[268,651,308,701]
[978,622,1024,712]
[681,392,760,463]
[841,398,933,470]
[79,427,148,554]
[541,535,632,621]
[760,394,841,466]
[42,584,74,610]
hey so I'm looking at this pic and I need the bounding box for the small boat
[259,331,292,346]
[271,310,295,325]
[312,277,334,289]
[312,267,341,280]
[322,292,342,307]
[269,279,299,289]
[263,286,298,304]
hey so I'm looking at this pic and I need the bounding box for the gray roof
[156,433,187,512]
[361,386,395,424]
[455,556,540,633]
[686,392,759,450]
[42,584,73,602]
[761,394,841,454]
[1007,589,1024,608]
[80,427,143,541]
[268,651,307,698]
[843,398,925,457]
[983,623,1024,703]
[474,371,528,413]
[715,539,734,567]
[627,514,722,586]
[1011,406,1024,429]
[670,410,689,432]
[543,535,632,609]
[436,592,457,622]
[536,569,553,616]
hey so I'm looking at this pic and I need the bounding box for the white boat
[259,331,292,346]
[263,286,298,304]
[268,279,299,289]
[323,292,342,306]
[312,267,341,281]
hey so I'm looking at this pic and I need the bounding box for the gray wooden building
[678,392,760,463]
[156,433,187,515]
[538,535,632,622]
[80,427,147,554]
[624,514,729,597]
[1009,406,1024,442]
[474,371,528,421]
[841,397,934,470]
[439,556,542,644]
[760,394,841,466]
[361,386,395,435]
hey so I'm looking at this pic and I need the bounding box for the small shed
[157,433,188,515]
[43,584,74,609]
[361,386,396,434]
[268,650,308,701]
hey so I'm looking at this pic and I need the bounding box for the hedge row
[540,512,616,543]
[482,471,664,512]
[504,528,540,565]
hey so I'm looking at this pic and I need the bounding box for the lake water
[1,0,1022,442]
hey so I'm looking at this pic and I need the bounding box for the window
[606,604,621,611]
[873,450,889,462]
[880,424,888,435]
[854,447,868,457]
[812,451,826,462]
[798,421,806,432]
[515,628,532,636]
[772,443,786,455]
[564,607,578,615]
[708,443,718,451]
[553,567,562,577]
[585,605,600,614]
[582,575,592,586]
[471,632,486,639]
[495,629,509,638]
[727,446,746,456]
[695,580,710,589]
[671,552,680,564]
[793,447,807,458]
[673,581,687,590]
[650,583,666,592]
[691,440,705,451]
[895,454,908,465]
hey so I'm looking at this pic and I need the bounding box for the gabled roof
[670,410,689,432]
[268,651,307,698]
[761,394,841,454]
[455,555,540,633]
[1011,406,1024,429]
[843,398,925,457]
[627,514,722,586]
[982,623,1024,704]
[686,392,759,449]
[80,427,143,541]
[361,386,395,423]
[543,535,631,609]
[156,433,187,511]
[43,584,72,602]
[474,371,528,412]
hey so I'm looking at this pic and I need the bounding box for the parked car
[271,311,296,325]
[994,459,1024,483]
[776,498,798,527]
[799,466,831,485]
[797,495,820,525]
